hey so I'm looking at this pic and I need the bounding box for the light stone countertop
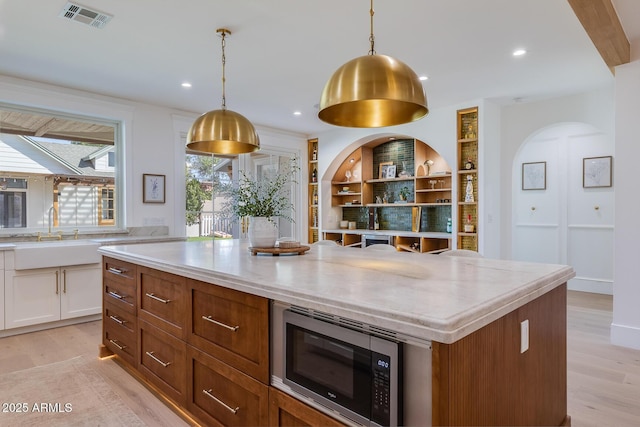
[98,240,575,344]
[0,236,184,250]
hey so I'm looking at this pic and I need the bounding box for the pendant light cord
[219,29,228,111]
[368,0,376,55]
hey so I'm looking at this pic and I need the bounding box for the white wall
[0,75,307,238]
[499,88,615,258]
[612,47,640,350]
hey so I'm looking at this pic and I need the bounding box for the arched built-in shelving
[323,138,453,253]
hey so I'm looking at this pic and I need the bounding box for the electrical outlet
[521,319,529,353]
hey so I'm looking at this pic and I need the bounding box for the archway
[512,122,614,294]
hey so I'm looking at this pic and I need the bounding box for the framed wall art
[583,156,612,188]
[143,173,166,203]
[522,161,546,190]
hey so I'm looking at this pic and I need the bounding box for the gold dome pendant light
[186,28,260,154]
[318,0,428,128]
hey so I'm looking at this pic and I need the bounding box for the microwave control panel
[371,352,392,425]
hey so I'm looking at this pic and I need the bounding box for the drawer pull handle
[145,293,171,304]
[109,315,126,325]
[108,291,126,300]
[202,389,239,414]
[202,315,239,332]
[108,267,125,274]
[146,351,171,367]
[109,339,126,350]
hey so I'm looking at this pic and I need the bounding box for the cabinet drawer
[187,346,268,427]
[187,279,270,384]
[138,266,187,339]
[269,388,346,427]
[104,278,136,314]
[104,301,136,336]
[103,257,136,285]
[104,323,136,367]
[139,320,187,405]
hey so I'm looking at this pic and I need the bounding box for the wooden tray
[249,246,311,256]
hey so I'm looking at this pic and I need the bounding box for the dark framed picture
[379,162,393,179]
[522,161,546,190]
[143,174,165,203]
[583,156,612,188]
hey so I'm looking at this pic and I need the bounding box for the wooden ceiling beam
[567,0,630,73]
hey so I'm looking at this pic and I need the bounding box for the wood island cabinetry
[101,256,330,426]
[100,241,572,427]
[269,388,346,427]
[102,257,138,366]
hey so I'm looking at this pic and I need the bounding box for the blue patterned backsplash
[373,139,415,178]
[342,205,451,232]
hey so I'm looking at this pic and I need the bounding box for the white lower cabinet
[4,263,101,329]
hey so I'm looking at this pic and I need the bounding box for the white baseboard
[611,322,640,350]
[568,277,613,295]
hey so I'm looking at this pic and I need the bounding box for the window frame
[0,102,124,234]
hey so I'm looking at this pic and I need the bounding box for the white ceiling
[0,0,638,136]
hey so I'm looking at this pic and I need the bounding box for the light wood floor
[0,320,190,427]
[566,291,640,427]
[0,291,638,426]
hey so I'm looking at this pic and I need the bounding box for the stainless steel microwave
[282,308,402,427]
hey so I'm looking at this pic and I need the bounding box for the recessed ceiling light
[293,111,302,116]
[419,75,428,81]
[513,49,527,57]
[181,82,192,88]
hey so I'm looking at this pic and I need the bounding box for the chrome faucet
[48,206,57,235]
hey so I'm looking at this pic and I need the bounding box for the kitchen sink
[13,240,101,269]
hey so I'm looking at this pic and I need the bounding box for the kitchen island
[98,240,574,426]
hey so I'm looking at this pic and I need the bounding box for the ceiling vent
[59,2,113,29]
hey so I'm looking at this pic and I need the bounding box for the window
[100,187,115,225]
[185,150,299,241]
[0,103,120,233]
[0,178,28,228]
[185,153,232,238]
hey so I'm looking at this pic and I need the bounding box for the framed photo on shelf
[379,162,393,179]
[143,174,166,203]
[522,161,546,190]
[385,165,397,179]
[583,156,612,188]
